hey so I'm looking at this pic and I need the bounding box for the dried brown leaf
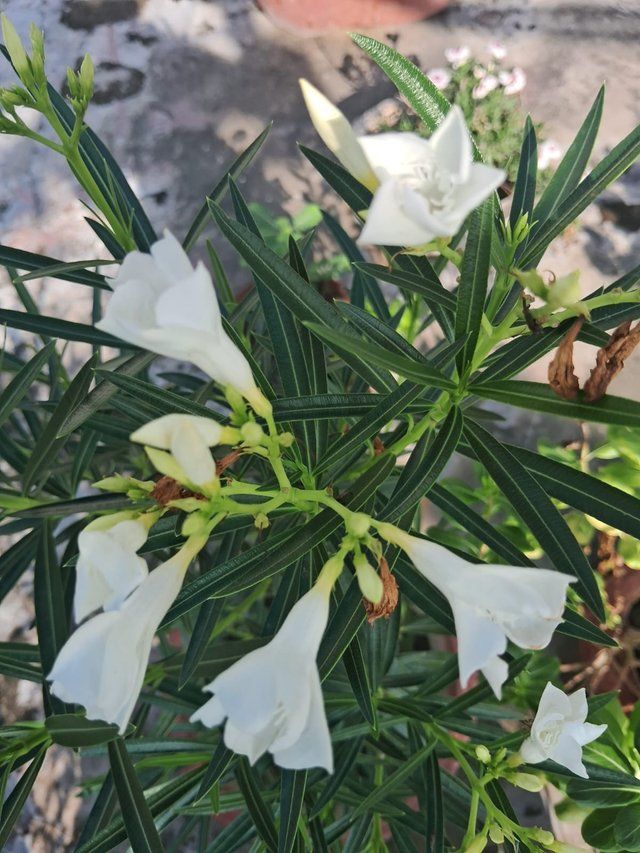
[583,320,640,402]
[364,556,399,623]
[548,317,584,400]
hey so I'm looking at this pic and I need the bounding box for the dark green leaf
[509,116,537,229]
[353,263,456,314]
[0,310,125,348]
[532,86,604,228]
[0,747,47,848]
[0,245,109,288]
[183,124,271,251]
[108,738,164,853]
[382,407,463,521]
[278,770,307,853]
[46,714,120,747]
[463,417,604,619]
[471,379,640,427]
[0,342,55,431]
[235,758,277,851]
[455,201,493,373]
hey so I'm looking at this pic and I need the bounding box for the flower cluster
[46,187,604,775]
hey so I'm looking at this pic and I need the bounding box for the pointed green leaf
[107,738,164,853]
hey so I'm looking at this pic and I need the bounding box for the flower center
[538,725,560,749]
[406,162,457,211]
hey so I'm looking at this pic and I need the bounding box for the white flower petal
[190,694,226,727]
[453,163,505,219]
[481,656,509,699]
[151,230,194,281]
[572,722,608,747]
[209,645,280,734]
[520,735,548,765]
[358,179,436,247]
[130,414,223,450]
[567,687,588,722]
[97,232,260,405]
[50,543,195,733]
[224,718,279,765]
[552,732,588,777]
[358,132,431,182]
[272,669,333,773]
[429,107,472,183]
[452,601,507,692]
[537,681,573,720]
[170,420,216,486]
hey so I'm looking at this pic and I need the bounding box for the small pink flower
[444,46,471,69]
[488,42,507,61]
[473,66,487,80]
[501,67,527,95]
[472,74,499,100]
[428,67,451,90]
[538,139,563,170]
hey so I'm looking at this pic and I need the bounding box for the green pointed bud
[510,772,544,793]
[0,87,23,108]
[488,825,504,844]
[317,552,346,591]
[353,551,383,604]
[78,54,94,99]
[1,16,29,78]
[547,270,581,310]
[28,24,45,80]
[530,828,555,846]
[475,745,491,764]
[145,446,190,485]
[240,421,264,447]
[465,834,487,853]
[346,512,370,539]
[506,752,523,768]
[513,212,531,245]
[93,474,153,493]
[514,268,548,298]
[66,68,78,99]
[254,512,269,530]
[494,747,507,764]
[278,431,295,448]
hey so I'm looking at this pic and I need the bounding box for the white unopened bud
[354,552,383,604]
[241,421,264,447]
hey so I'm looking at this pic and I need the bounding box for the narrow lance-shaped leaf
[455,200,493,373]
[463,417,604,619]
[107,738,164,853]
[0,341,55,431]
[182,123,272,251]
[531,85,604,227]
[510,115,537,230]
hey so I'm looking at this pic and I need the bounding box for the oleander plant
[2,17,640,853]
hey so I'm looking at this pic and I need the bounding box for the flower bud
[353,552,383,604]
[28,24,45,80]
[346,512,370,539]
[78,54,94,99]
[93,475,154,494]
[254,512,269,530]
[514,268,548,298]
[509,772,544,793]
[488,825,504,844]
[465,834,487,853]
[240,421,264,447]
[1,15,29,78]
[546,270,581,310]
[530,828,555,846]
[475,745,491,764]
[145,446,189,485]
[278,431,295,448]
[181,512,210,538]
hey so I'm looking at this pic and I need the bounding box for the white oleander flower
[520,682,607,778]
[96,231,270,416]
[191,573,336,772]
[74,514,150,623]
[299,78,378,191]
[538,139,563,170]
[49,536,204,733]
[472,74,499,100]
[500,67,527,95]
[130,414,238,489]
[357,106,505,247]
[378,527,573,697]
[444,46,471,68]
[427,68,451,90]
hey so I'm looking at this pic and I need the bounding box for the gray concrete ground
[1,0,640,848]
